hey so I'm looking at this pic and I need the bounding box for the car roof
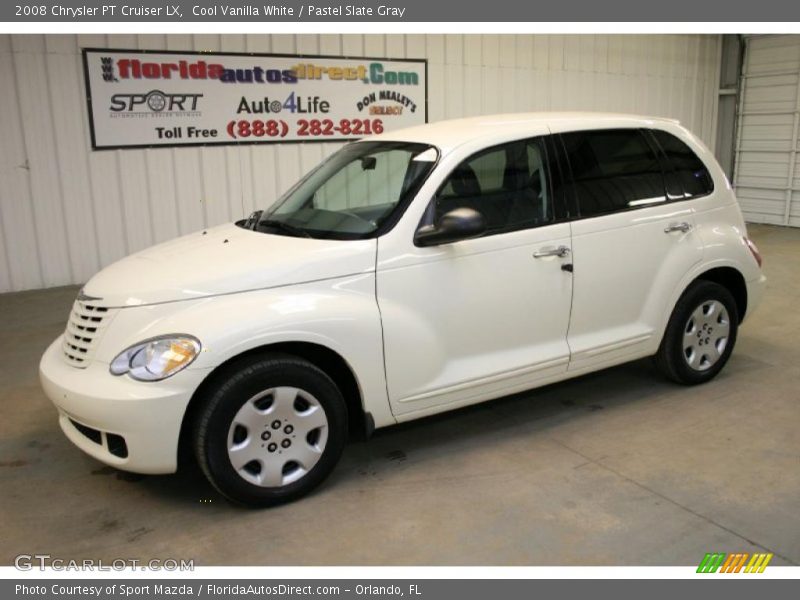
[369,112,682,153]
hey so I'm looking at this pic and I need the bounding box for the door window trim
[414,135,570,246]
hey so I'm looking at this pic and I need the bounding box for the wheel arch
[693,266,748,324]
[655,266,746,384]
[177,341,370,469]
[657,263,749,353]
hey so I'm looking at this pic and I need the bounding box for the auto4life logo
[697,552,773,573]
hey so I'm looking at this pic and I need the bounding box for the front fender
[91,273,395,428]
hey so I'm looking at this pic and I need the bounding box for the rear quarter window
[650,129,714,198]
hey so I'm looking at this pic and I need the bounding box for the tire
[193,353,348,507]
[655,280,739,385]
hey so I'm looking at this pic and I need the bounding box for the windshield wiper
[258,219,314,238]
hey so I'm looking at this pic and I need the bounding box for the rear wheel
[193,354,348,507]
[655,281,739,385]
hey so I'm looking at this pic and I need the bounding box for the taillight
[744,237,763,268]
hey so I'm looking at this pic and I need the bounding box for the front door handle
[664,222,692,234]
[533,245,571,258]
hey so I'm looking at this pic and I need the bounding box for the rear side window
[561,129,666,218]
[650,130,714,198]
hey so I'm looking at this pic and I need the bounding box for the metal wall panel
[735,35,800,226]
[0,34,721,293]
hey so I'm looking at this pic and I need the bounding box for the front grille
[61,299,115,368]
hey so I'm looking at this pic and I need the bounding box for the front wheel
[655,280,739,385]
[193,354,348,507]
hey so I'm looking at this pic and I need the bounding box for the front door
[377,137,574,418]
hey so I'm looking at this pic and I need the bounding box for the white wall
[734,35,800,227]
[0,34,721,293]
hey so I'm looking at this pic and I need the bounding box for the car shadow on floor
[123,355,695,509]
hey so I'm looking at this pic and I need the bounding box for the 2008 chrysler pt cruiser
[40,113,765,506]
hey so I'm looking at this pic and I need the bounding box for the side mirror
[414,207,487,247]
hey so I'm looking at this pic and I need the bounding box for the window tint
[434,138,553,234]
[561,129,667,217]
[468,149,506,192]
[651,130,714,197]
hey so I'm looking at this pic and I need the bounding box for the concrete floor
[0,223,798,566]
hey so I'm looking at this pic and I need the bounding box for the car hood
[83,223,377,307]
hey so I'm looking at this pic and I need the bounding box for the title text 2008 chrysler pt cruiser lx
[40,113,765,506]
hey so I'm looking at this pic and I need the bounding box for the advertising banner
[82,49,427,149]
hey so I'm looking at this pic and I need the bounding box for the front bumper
[39,336,210,474]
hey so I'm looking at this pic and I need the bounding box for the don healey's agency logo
[697,552,773,573]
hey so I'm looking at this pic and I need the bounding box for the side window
[434,138,553,234]
[561,129,667,217]
[650,129,714,198]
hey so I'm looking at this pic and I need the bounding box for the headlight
[110,335,201,381]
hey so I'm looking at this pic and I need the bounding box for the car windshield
[255,141,438,239]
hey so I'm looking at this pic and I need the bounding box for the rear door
[557,128,704,371]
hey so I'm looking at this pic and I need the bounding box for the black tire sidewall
[195,355,348,507]
[660,281,739,385]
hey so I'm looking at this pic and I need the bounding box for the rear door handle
[533,245,571,258]
[664,222,692,233]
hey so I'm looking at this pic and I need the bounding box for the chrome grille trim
[61,299,116,368]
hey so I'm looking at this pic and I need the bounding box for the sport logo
[109,90,203,114]
[696,552,773,573]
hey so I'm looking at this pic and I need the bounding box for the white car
[40,113,765,506]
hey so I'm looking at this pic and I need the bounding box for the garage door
[734,35,800,227]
